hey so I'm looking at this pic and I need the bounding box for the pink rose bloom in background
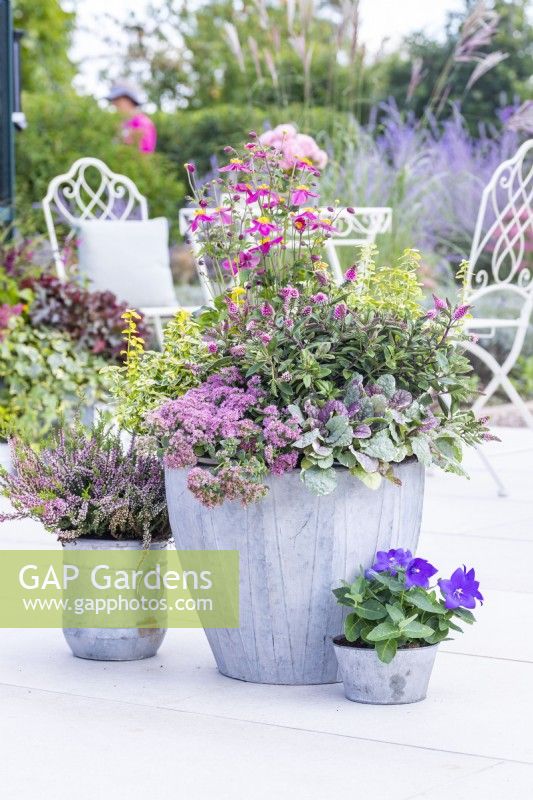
[259,124,328,170]
[123,112,157,153]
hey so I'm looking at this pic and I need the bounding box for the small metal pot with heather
[332,548,483,704]
[0,416,172,662]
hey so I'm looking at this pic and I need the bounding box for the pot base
[63,627,166,661]
[333,639,439,704]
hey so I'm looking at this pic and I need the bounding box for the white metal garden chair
[42,157,181,344]
[178,205,392,304]
[463,139,533,421]
[461,138,533,494]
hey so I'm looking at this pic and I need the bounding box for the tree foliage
[12,0,75,93]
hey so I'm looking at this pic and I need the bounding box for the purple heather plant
[0,416,170,545]
[334,548,482,663]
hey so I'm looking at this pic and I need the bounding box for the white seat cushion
[77,217,177,308]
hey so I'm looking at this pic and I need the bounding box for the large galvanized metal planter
[333,638,439,704]
[166,460,425,685]
[62,538,167,661]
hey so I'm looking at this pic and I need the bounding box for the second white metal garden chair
[179,205,392,304]
[461,138,533,495]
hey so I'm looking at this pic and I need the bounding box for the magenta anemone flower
[252,236,284,255]
[238,249,261,270]
[246,184,280,206]
[290,185,319,205]
[190,209,216,231]
[245,217,281,237]
[219,158,251,173]
[215,207,233,225]
[221,258,238,275]
[184,162,196,174]
[294,157,321,175]
[311,217,338,233]
[439,566,483,609]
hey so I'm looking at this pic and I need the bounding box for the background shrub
[15,93,186,236]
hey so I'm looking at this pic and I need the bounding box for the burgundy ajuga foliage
[22,275,150,362]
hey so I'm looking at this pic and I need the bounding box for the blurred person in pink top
[107,81,157,154]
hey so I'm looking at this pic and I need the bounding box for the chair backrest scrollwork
[43,157,149,279]
[465,139,533,298]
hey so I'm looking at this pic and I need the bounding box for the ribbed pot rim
[332,636,439,655]
[186,456,420,474]
[61,538,168,549]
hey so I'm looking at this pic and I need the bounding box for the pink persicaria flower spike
[219,158,251,173]
[215,207,233,225]
[333,303,347,319]
[260,302,274,317]
[344,265,358,282]
[245,217,281,237]
[452,304,471,321]
[190,209,216,231]
[290,185,319,206]
[432,294,447,311]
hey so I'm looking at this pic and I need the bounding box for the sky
[69,0,466,97]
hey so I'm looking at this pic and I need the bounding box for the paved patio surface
[1,428,532,799]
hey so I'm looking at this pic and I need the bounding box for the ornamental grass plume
[0,415,170,545]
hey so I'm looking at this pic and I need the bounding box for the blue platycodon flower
[438,566,483,609]
[404,557,438,589]
[370,548,413,576]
